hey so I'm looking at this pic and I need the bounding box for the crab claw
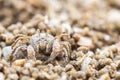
[44,39,61,64]
[27,45,36,60]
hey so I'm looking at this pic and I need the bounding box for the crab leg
[44,51,60,64]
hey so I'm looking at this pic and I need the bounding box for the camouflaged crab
[10,31,71,65]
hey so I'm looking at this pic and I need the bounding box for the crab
[10,31,71,65]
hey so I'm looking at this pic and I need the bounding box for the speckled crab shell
[29,32,55,55]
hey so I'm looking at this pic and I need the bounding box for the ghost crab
[10,31,71,65]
